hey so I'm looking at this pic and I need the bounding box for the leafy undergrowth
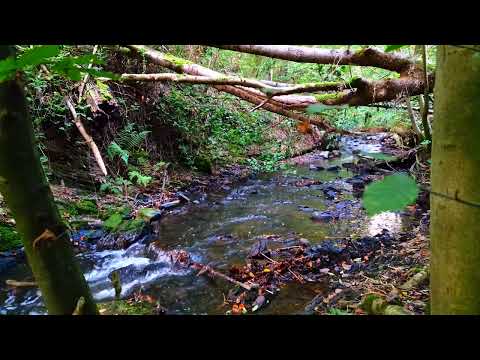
[0,224,22,252]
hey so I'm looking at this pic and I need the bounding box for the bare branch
[213,45,420,75]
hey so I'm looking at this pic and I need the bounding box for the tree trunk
[0,46,98,315]
[430,45,480,314]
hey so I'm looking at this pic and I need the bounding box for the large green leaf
[384,45,407,53]
[362,173,419,216]
[0,57,17,82]
[17,45,61,68]
[81,68,119,80]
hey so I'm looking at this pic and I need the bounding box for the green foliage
[384,45,407,52]
[327,307,352,315]
[107,142,129,165]
[247,146,286,173]
[75,199,98,215]
[17,45,61,68]
[100,205,131,221]
[107,123,151,175]
[155,85,275,171]
[0,45,118,83]
[362,173,419,216]
[0,224,23,251]
[96,79,113,100]
[115,123,150,152]
[0,45,61,82]
[128,170,152,187]
[153,161,169,172]
[103,213,124,232]
[100,176,132,195]
[0,57,19,82]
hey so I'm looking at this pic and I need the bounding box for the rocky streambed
[0,133,430,315]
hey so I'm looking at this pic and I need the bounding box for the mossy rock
[56,200,79,218]
[103,212,145,233]
[136,208,162,222]
[98,300,158,315]
[75,199,98,215]
[100,205,132,221]
[0,224,23,252]
[118,219,145,232]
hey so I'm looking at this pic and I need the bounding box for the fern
[116,123,151,151]
[128,170,152,187]
[107,142,129,165]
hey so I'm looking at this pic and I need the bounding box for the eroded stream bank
[0,133,430,315]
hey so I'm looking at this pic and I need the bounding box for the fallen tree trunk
[116,73,350,96]
[127,45,433,111]
[214,45,421,75]
[125,45,336,131]
[214,84,337,131]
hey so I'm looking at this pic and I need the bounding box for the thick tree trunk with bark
[430,45,480,314]
[0,46,97,315]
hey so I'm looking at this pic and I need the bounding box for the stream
[0,134,414,315]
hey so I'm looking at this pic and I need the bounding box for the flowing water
[0,134,413,315]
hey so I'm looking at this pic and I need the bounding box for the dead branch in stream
[190,262,259,291]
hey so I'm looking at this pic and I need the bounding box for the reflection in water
[367,212,403,236]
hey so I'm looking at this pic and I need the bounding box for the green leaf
[0,57,18,73]
[81,68,119,80]
[128,170,152,187]
[69,54,105,65]
[0,57,18,82]
[107,142,129,165]
[17,45,61,68]
[66,67,82,81]
[384,45,407,52]
[362,173,419,216]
